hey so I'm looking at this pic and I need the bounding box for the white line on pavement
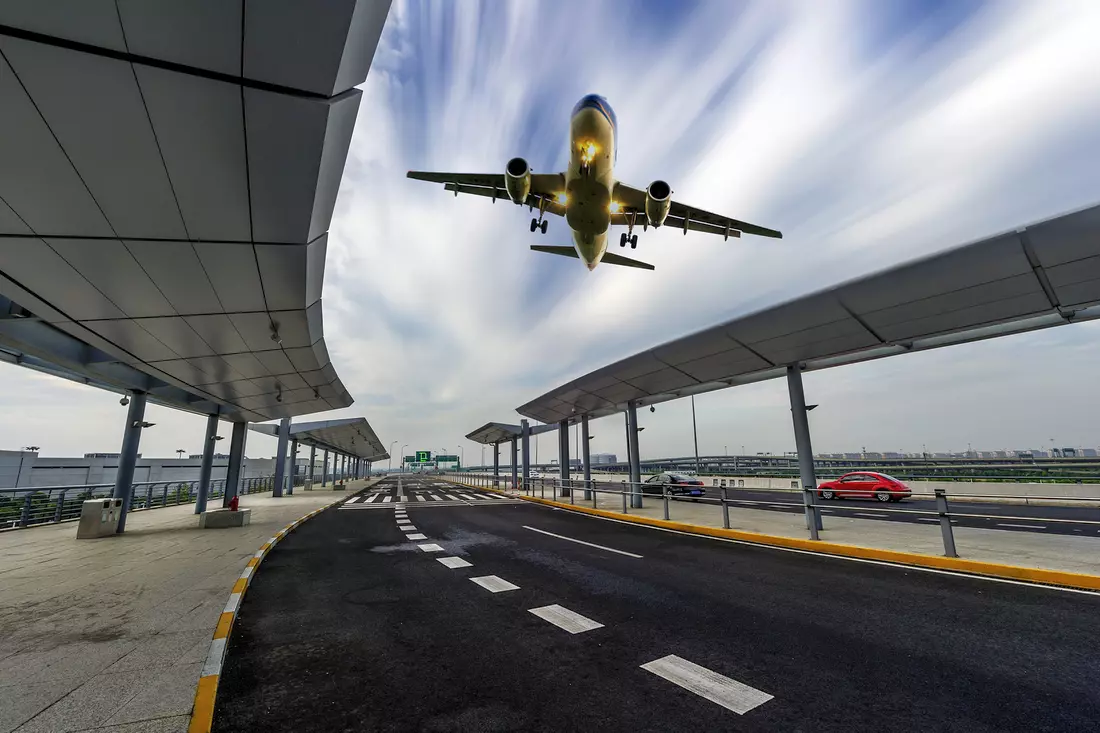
[437,556,473,569]
[415,495,425,501]
[996,523,1046,530]
[854,513,884,519]
[445,494,462,501]
[418,543,445,552]
[345,497,361,504]
[523,525,643,558]
[640,654,773,715]
[383,496,393,503]
[529,604,604,634]
[401,526,418,532]
[406,533,427,540]
[470,575,519,593]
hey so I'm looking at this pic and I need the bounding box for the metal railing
[443,472,1100,559]
[0,475,284,531]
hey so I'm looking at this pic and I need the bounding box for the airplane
[407,94,782,271]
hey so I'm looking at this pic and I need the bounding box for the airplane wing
[611,182,782,239]
[408,171,567,216]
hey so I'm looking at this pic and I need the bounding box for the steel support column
[322,450,329,486]
[558,419,570,496]
[581,414,592,500]
[493,443,500,488]
[223,421,248,507]
[511,438,518,489]
[520,419,531,489]
[787,365,822,538]
[195,413,218,514]
[627,402,642,508]
[288,439,298,495]
[273,417,290,498]
[112,391,147,533]
[308,445,316,489]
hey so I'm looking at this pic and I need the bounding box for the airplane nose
[586,260,597,271]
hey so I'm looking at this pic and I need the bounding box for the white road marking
[383,496,393,503]
[345,497,361,504]
[916,518,940,523]
[365,494,381,503]
[400,495,407,502]
[641,655,773,715]
[428,495,442,501]
[528,604,604,634]
[418,543,445,552]
[996,523,1046,530]
[445,494,462,501]
[406,533,427,540]
[397,520,412,525]
[854,512,884,519]
[459,494,479,501]
[223,592,243,614]
[523,525,643,558]
[415,495,425,502]
[769,505,788,510]
[202,638,227,677]
[401,526,418,532]
[470,575,519,593]
[437,556,473,569]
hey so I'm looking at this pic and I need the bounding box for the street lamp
[400,444,408,472]
[389,441,397,471]
[691,395,700,475]
[458,445,464,467]
[176,449,186,459]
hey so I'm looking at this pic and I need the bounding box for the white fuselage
[566,103,616,270]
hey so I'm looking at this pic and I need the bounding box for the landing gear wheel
[619,232,627,247]
[540,220,548,234]
[530,218,538,232]
[630,234,638,248]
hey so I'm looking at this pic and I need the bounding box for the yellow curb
[471,483,1100,592]
[187,502,338,733]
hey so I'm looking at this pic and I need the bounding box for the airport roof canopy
[0,1,391,422]
[466,422,523,445]
[250,418,389,461]
[518,203,1100,425]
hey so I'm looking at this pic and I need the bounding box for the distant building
[0,449,277,489]
[1082,448,1098,457]
[591,453,618,464]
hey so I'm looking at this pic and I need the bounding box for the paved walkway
[0,479,380,733]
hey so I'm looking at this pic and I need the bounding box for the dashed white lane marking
[996,523,1047,530]
[445,494,462,501]
[383,496,393,503]
[428,495,442,501]
[415,495,426,502]
[916,518,940,522]
[365,494,381,503]
[437,556,473,569]
[854,512,884,519]
[523,526,643,558]
[397,520,413,525]
[528,604,604,634]
[406,533,427,540]
[641,655,773,715]
[418,543,445,552]
[345,496,362,504]
[470,575,519,593]
[459,494,479,501]
[401,526,418,532]
[400,495,407,502]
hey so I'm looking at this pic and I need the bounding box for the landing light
[585,143,597,158]
[556,193,569,205]
[609,202,621,213]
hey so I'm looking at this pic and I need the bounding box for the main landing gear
[530,218,548,234]
[619,232,638,249]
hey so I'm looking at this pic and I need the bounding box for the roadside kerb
[452,480,1100,592]
[187,496,346,733]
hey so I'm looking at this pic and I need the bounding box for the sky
[2,0,1100,464]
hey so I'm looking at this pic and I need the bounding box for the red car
[817,472,911,502]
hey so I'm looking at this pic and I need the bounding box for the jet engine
[505,157,531,204]
[645,180,671,227]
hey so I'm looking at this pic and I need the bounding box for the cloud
[1,0,1099,463]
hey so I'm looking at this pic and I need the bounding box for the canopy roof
[518,202,1100,425]
[466,422,523,445]
[251,418,388,461]
[0,1,391,422]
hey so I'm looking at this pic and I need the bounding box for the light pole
[441,449,448,471]
[458,445,464,469]
[176,449,186,459]
[691,395,700,475]
[16,446,39,488]
[400,444,408,472]
[389,441,397,471]
[481,444,485,467]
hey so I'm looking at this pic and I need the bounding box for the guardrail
[0,475,287,531]
[444,472,1100,559]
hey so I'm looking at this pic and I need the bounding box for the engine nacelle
[645,180,671,227]
[505,157,531,204]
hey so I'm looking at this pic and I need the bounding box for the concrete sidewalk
[0,478,380,733]
[518,486,1100,576]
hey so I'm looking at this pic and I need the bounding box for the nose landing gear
[619,232,638,248]
[530,218,548,234]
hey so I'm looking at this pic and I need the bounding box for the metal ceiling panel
[133,65,251,242]
[116,0,242,77]
[192,243,266,313]
[254,349,296,377]
[0,0,127,51]
[1,37,187,239]
[0,198,31,235]
[517,203,1100,423]
[608,352,667,381]
[256,243,311,310]
[300,369,332,387]
[1027,205,1100,268]
[217,352,271,380]
[85,321,178,362]
[243,0,358,96]
[126,241,223,315]
[47,239,176,318]
[623,367,698,394]
[138,317,216,359]
[0,54,114,237]
[466,422,523,444]
[146,357,216,385]
[284,344,327,372]
[0,238,125,321]
[184,356,248,385]
[264,372,308,392]
[182,315,249,355]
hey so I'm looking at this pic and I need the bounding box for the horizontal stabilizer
[601,251,655,270]
[530,245,579,259]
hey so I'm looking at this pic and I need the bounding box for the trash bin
[76,498,122,539]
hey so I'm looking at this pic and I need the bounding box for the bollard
[935,488,958,557]
[20,493,32,527]
[721,486,730,529]
[802,486,820,540]
[662,487,670,521]
[621,484,628,514]
[145,485,153,510]
[592,481,598,508]
[569,481,575,505]
[54,491,66,523]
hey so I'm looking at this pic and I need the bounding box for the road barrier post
[935,488,958,557]
[721,486,730,529]
[621,482,628,514]
[802,486,820,540]
[662,487,670,521]
[55,491,66,523]
[20,493,32,527]
[162,484,169,507]
[145,485,153,509]
[591,480,598,508]
[569,480,575,505]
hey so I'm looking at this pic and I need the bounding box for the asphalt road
[213,477,1100,732]
[564,479,1100,537]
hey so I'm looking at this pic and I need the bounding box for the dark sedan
[642,473,705,496]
